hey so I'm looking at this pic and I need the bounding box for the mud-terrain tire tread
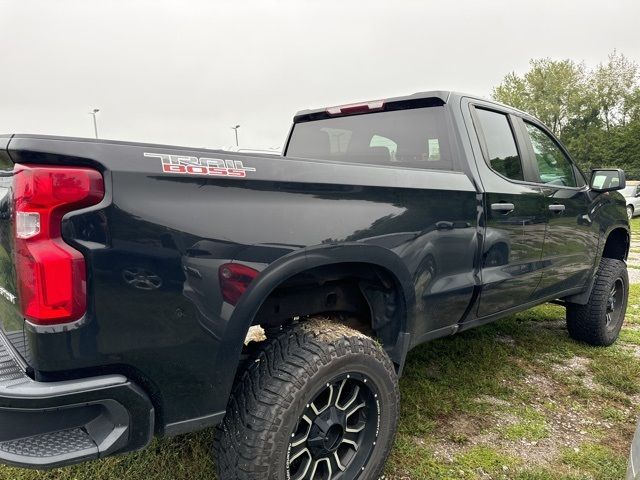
[213,320,399,480]
[566,257,628,346]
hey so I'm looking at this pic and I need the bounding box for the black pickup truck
[0,91,630,480]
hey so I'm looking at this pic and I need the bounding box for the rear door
[519,120,599,296]
[468,104,547,317]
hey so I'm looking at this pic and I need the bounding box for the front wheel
[627,205,634,220]
[214,319,400,480]
[566,257,628,346]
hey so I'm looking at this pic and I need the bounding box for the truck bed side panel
[6,136,478,427]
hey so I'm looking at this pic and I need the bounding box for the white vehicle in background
[628,417,640,479]
[621,180,640,219]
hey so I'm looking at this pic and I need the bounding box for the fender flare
[604,223,630,253]
[564,223,630,305]
[213,243,416,400]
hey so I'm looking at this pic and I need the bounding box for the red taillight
[219,263,259,305]
[326,100,385,116]
[13,164,105,325]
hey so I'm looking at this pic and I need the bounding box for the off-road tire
[566,257,628,346]
[214,319,400,480]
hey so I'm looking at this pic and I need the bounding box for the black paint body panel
[0,92,629,434]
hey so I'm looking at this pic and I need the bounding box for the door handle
[491,203,515,214]
[435,221,454,230]
[548,204,565,212]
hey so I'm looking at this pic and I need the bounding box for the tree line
[492,51,640,179]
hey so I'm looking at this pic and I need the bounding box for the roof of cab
[293,90,528,122]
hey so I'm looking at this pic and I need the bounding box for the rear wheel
[566,257,628,346]
[214,319,400,480]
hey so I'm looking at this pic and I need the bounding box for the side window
[525,122,576,187]
[474,108,524,181]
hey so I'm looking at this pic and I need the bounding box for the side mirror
[590,168,626,192]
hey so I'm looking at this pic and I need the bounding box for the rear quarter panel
[7,136,478,428]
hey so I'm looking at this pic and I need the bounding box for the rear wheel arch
[253,261,407,352]
[219,245,415,392]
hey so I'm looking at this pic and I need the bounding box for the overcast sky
[0,0,638,151]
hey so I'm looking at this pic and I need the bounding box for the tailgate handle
[490,202,515,214]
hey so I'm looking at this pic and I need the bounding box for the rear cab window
[285,105,457,171]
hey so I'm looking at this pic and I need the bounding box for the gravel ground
[630,236,640,284]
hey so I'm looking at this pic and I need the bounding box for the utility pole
[231,124,240,147]
[89,108,100,138]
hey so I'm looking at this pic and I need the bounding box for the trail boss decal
[144,153,256,178]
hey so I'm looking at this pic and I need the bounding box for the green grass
[456,446,519,475]
[590,349,640,394]
[3,224,640,479]
[501,408,550,442]
[620,327,640,344]
[560,443,627,480]
[385,299,640,478]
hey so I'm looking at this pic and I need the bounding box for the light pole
[89,108,100,139]
[231,124,240,147]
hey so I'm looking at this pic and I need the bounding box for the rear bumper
[0,333,154,469]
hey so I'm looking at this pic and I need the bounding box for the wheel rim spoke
[290,445,311,464]
[288,374,378,479]
[345,421,366,433]
[341,437,359,451]
[290,448,312,480]
[336,379,347,406]
[291,415,312,447]
[308,457,331,480]
[346,401,366,419]
[605,278,625,328]
[311,384,333,415]
[333,451,346,471]
[337,385,360,411]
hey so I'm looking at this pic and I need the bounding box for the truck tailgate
[0,136,26,359]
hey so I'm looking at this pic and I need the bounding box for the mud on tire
[214,319,400,480]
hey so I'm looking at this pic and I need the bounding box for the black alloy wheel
[288,373,379,480]
[214,320,399,480]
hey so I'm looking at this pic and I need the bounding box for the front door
[470,106,547,317]
[521,121,598,296]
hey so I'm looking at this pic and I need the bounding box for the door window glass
[475,108,523,181]
[525,122,576,187]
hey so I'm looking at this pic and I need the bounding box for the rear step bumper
[0,332,154,469]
